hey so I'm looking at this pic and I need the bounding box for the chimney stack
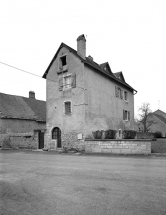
[77,34,86,59]
[29,91,35,99]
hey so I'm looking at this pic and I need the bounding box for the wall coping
[85,139,152,142]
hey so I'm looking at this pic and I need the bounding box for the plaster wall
[84,65,134,137]
[46,47,85,147]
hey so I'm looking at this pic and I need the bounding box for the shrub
[154,131,162,138]
[105,129,117,139]
[123,130,136,139]
[92,130,105,139]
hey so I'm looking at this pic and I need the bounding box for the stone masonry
[85,139,151,154]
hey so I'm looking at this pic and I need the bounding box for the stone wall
[0,132,38,149]
[61,131,84,149]
[85,139,151,154]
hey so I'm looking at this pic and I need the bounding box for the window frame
[59,54,67,71]
[123,109,130,121]
[124,91,128,102]
[63,74,72,90]
[64,101,72,115]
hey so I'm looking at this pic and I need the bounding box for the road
[0,150,166,215]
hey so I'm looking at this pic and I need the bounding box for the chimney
[77,34,86,59]
[29,91,35,99]
[88,55,93,61]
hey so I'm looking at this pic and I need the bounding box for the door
[52,127,61,148]
[38,131,44,149]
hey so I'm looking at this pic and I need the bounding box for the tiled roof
[0,93,46,122]
[42,43,137,92]
[153,114,166,125]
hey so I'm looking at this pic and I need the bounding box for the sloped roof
[153,109,166,118]
[153,114,166,125]
[42,43,137,93]
[0,92,46,122]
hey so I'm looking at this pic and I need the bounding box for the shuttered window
[58,74,76,91]
[123,110,130,121]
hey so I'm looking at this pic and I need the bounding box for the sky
[0,0,166,117]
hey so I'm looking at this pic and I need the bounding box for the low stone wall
[85,139,151,154]
[0,132,38,149]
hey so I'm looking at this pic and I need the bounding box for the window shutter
[115,86,118,97]
[128,111,130,121]
[123,110,125,120]
[71,74,76,88]
[58,77,63,91]
[120,89,123,99]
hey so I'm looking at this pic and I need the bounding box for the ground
[0,150,166,215]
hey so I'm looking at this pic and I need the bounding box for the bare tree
[138,103,155,132]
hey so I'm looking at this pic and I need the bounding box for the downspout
[82,62,86,141]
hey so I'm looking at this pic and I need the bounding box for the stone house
[136,109,166,137]
[43,34,137,149]
[0,91,46,149]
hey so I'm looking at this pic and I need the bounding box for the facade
[0,91,46,148]
[43,35,137,149]
[136,109,166,137]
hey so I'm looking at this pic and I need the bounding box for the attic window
[60,56,66,66]
[59,55,67,72]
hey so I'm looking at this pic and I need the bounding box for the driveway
[0,150,166,215]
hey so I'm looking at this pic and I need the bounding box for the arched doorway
[52,127,61,148]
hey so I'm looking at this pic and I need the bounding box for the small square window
[64,101,71,115]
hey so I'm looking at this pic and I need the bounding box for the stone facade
[85,139,151,154]
[61,131,85,149]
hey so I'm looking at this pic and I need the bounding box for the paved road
[0,150,166,215]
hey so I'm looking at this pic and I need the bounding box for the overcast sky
[0,0,166,117]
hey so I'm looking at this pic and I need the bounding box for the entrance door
[38,131,44,149]
[52,127,61,148]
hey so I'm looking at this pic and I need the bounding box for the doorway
[52,127,61,148]
[38,131,44,149]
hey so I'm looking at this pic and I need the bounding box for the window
[124,91,128,101]
[123,110,130,121]
[63,75,71,90]
[59,55,67,71]
[59,74,76,91]
[64,101,71,115]
[115,86,123,99]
